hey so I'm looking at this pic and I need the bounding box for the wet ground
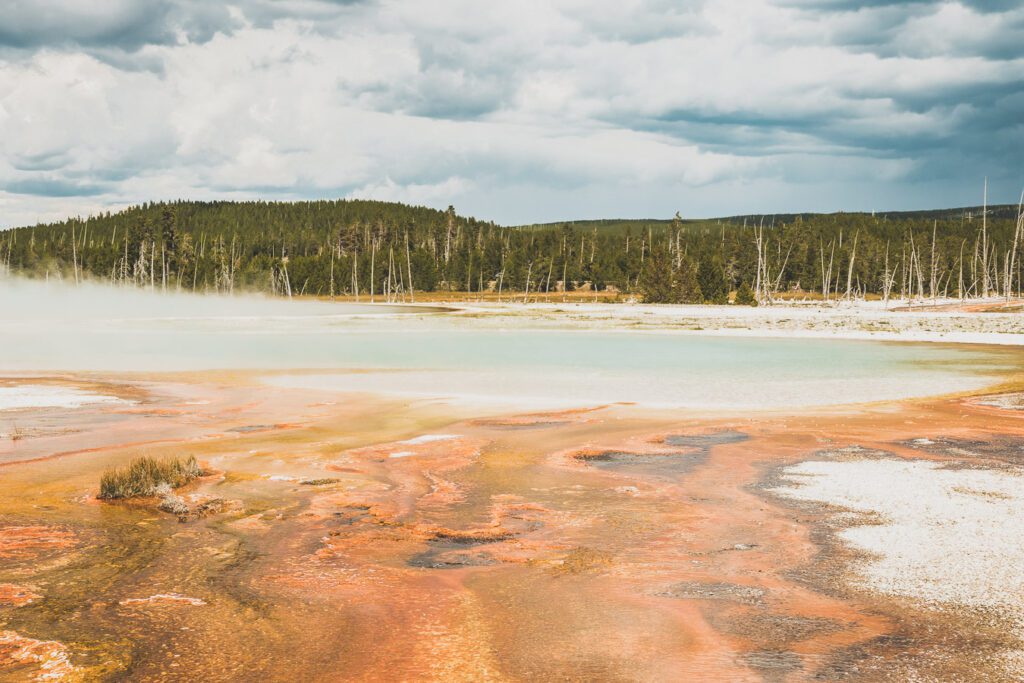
[2,374,1024,681]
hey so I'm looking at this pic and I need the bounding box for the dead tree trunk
[523,261,533,303]
[929,221,938,301]
[406,233,415,303]
[845,231,859,300]
[820,237,835,301]
[981,178,989,297]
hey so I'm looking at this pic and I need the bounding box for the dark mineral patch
[657,581,765,604]
[578,430,749,479]
[901,435,1024,467]
[742,649,804,681]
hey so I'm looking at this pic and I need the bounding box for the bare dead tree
[329,236,335,301]
[981,178,989,297]
[845,230,859,300]
[908,230,926,302]
[929,221,938,301]
[71,224,79,285]
[754,222,762,300]
[406,232,415,303]
[769,240,794,302]
[443,206,454,264]
[1010,190,1024,300]
[523,261,533,303]
[352,243,360,301]
[958,240,966,301]
[820,237,836,301]
[881,241,898,308]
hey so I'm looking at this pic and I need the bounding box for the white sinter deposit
[398,434,459,445]
[0,385,126,411]
[772,458,1024,621]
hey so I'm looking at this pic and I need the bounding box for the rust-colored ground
[1,373,1024,681]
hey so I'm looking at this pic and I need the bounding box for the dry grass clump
[98,455,202,500]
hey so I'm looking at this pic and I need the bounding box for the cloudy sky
[0,0,1021,227]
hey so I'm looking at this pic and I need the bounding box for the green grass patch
[98,455,202,500]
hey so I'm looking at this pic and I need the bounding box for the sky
[0,0,1021,228]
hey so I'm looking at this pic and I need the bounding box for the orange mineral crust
[0,584,40,607]
[1,372,1024,680]
[0,526,76,559]
[0,631,79,681]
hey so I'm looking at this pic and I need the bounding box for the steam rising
[0,276,419,371]
[0,276,377,323]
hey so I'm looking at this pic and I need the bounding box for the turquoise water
[257,331,1004,409]
[0,280,1011,409]
[0,323,983,374]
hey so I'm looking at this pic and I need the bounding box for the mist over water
[0,277,407,322]
[0,277,425,370]
[0,277,1011,409]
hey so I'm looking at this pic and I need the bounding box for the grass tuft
[98,455,202,500]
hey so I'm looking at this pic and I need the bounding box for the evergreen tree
[697,254,728,304]
[734,281,758,306]
[639,248,675,303]
[673,254,702,303]
[160,207,178,273]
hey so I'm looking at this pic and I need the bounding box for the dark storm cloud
[238,0,371,27]
[0,1,238,51]
[0,0,374,54]
[640,77,1023,178]
[4,178,109,197]
[10,150,73,172]
[786,0,1023,10]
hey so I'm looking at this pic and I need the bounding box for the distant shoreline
[318,297,1024,347]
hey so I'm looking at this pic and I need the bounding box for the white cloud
[0,0,1021,227]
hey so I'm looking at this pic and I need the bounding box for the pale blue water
[0,280,1012,409]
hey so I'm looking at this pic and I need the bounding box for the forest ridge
[1,199,1021,304]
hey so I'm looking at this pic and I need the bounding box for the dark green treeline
[0,199,1020,302]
